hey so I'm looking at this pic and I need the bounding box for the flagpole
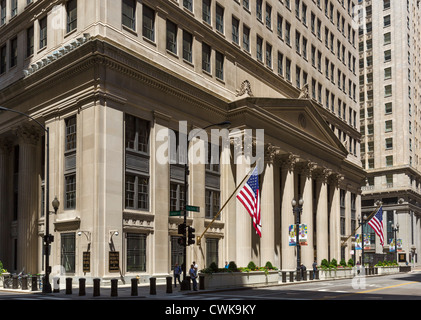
[340,204,381,248]
[196,163,258,246]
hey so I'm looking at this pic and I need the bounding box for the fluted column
[299,161,315,267]
[0,138,12,265]
[329,174,343,262]
[314,168,330,264]
[16,125,41,274]
[260,144,276,266]
[280,154,297,270]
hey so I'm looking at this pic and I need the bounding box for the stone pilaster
[328,173,343,262]
[0,138,12,266]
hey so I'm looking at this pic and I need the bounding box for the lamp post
[291,198,303,280]
[0,106,53,293]
[180,120,230,291]
[391,222,399,263]
[358,214,367,270]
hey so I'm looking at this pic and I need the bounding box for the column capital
[0,136,13,154]
[296,159,317,178]
[264,143,280,164]
[313,167,332,183]
[279,153,298,172]
[328,172,345,188]
[15,124,42,146]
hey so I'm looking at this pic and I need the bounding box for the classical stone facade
[0,0,368,282]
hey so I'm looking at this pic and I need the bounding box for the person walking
[173,263,182,287]
[189,264,198,291]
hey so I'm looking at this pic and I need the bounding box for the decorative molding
[235,80,254,98]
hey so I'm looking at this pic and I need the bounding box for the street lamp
[291,198,304,280]
[391,222,399,263]
[0,106,53,293]
[180,120,231,291]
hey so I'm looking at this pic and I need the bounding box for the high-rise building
[0,0,370,284]
[359,0,421,265]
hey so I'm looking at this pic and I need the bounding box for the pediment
[229,97,348,157]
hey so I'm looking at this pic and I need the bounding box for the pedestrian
[300,263,307,279]
[225,261,229,269]
[312,260,317,273]
[189,264,198,291]
[173,263,182,287]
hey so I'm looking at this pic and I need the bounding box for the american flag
[368,206,384,246]
[236,167,261,237]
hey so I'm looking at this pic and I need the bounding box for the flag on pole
[368,206,384,246]
[236,167,261,237]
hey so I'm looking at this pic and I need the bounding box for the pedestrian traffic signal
[177,236,185,246]
[187,226,195,246]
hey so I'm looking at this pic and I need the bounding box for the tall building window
[125,114,150,211]
[206,238,219,267]
[61,233,75,273]
[183,0,193,11]
[256,35,263,62]
[215,51,224,80]
[202,42,211,73]
[39,17,47,49]
[64,116,77,210]
[66,0,77,33]
[182,30,193,63]
[166,20,177,54]
[202,0,211,24]
[126,233,146,272]
[142,5,155,41]
[0,0,6,26]
[26,25,34,57]
[10,37,17,68]
[232,16,239,44]
[122,0,136,30]
[242,25,250,52]
[205,143,220,220]
[216,3,224,33]
[11,0,17,17]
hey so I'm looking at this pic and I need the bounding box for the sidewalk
[2,268,421,300]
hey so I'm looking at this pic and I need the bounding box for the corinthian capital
[15,124,42,146]
[280,153,298,172]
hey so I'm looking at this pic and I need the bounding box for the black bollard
[111,279,118,297]
[21,276,28,290]
[79,278,86,296]
[93,278,100,297]
[65,278,72,294]
[12,275,18,289]
[31,276,38,291]
[199,275,205,290]
[166,276,172,293]
[282,272,287,283]
[289,271,294,282]
[131,278,138,296]
[150,277,156,295]
[303,271,307,281]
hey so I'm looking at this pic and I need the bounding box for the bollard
[65,278,72,294]
[289,271,294,282]
[309,270,314,280]
[199,275,205,290]
[79,278,86,296]
[21,276,28,290]
[93,278,100,297]
[12,275,18,289]
[282,272,286,283]
[111,279,118,297]
[150,277,156,295]
[315,270,319,280]
[31,276,38,291]
[131,278,138,296]
[166,276,172,293]
[303,271,307,281]
[53,277,60,293]
[296,270,301,281]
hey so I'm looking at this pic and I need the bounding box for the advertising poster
[289,225,296,246]
[299,224,308,245]
[389,238,395,252]
[364,234,371,250]
[355,234,362,250]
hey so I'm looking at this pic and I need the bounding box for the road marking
[319,281,417,300]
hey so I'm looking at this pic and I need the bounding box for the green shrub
[264,261,277,270]
[247,261,257,271]
[321,259,330,268]
[348,259,354,267]
[340,259,347,267]
[209,262,219,273]
[228,261,238,272]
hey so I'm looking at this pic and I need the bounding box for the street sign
[186,205,200,212]
[170,210,182,216]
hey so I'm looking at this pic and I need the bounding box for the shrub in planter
[348,259,354,267]
[340,259,347,267]
[228,261,239,272]
[247,261,257,271]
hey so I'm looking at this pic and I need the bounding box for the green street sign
[186,205,200,212]
[169,210,182,216]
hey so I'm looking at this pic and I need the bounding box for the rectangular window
[243,25,250,51]
[142,5,155,41]
[11,0,17,17]
[183,0,193,11]
[26,26,34,57]
[216,4,224,33]
[61,233,75,274]
[205,190,220,219]
[202,0,211,24]
[39,17,47,49]
[127,233,146,272]
[182,30,193,63]
[384,49,391,62]
[202,42,211,73]
[215,51,224,80]
[385,120,393,132]
[10,37,17,68]
[170,183,185,212]
[64,174,76,209]
[66,0,77,33]
[166,20,177,54]
[256,35,263,62]
[64,116,77,210]
[206,238,219,267]
[0,0,6,26]
[232,16,239,44]
[125,174,149,210]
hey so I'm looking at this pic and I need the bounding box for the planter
[377,266,400,275]
[0,273,10,288]
[319,268,356,280]
[199,270,279,290]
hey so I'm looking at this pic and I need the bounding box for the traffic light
[177,237,185,246]
[178,223,186,236]
[187,226,195,246]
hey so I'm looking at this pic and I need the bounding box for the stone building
[0,0,366,283]
[359,0,421,266]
